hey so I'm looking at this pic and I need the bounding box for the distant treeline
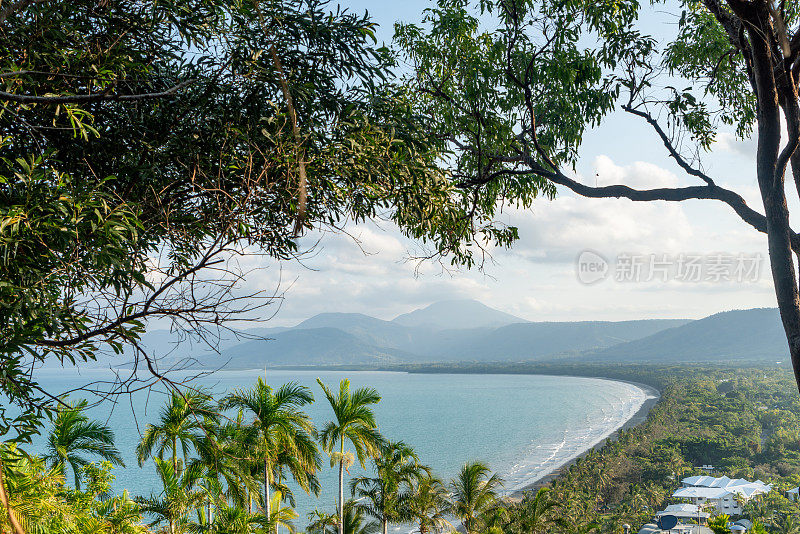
[390,362,791,392]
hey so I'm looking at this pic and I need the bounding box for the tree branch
[622,104,716,186]
[513,152,800,251]
[0,79,195,104]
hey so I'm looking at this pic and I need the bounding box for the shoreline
[508,378,661,499]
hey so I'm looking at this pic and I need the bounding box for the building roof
[680,475,771,498]
[657,504,710,519]
[674,487,732,500]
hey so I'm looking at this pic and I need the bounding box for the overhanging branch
[0,79,195,105]
[515,154,800,252]
[622,104,716,186]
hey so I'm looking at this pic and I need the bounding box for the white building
[672,476,771,515]
[658,503,710,522]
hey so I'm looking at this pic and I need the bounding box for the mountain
[208,308,688,369]
[295,313,415,349]
[392,299,526,330]
[437,319,691,361]
[103,301,789,371]
[590,308,786,362]
[210,327,416,367]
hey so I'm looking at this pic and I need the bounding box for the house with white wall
[673,476,771,516]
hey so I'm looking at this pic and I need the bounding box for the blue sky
[240,1,783,326]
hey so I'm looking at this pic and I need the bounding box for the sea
[27,369,654,527]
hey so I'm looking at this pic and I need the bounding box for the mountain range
[126,300,792,369]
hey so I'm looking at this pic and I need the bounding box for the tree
[307,509,339,534]
[191,503,268,534]
[709,514,732,534]
[507,488,563,534]
[342,500,380,534]
[137,457,205,534]
[317,379,384,534]
[137,390,219,473]
[408,474,452,534]
[777,515,800,534]
[395,0,800,392]
[449,461,503,534]
[221,379,318,527]
[1,0,453,442]
[1,445,145,534]
[350,441,423,534]
[43,399,124,490]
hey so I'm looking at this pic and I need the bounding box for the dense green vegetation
[10,0,800,533]
[494,365,800,533]
[8,365,800,534]
[0,377,535,534]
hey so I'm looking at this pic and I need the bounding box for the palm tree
[480,505,509,534]
[342,500,380,534]
[777,515,800,534]
[266,490,299,534]
[510,488,563,534]
[449,461,502,534]
[317,378,384,534]
[189,420,261,526]
[136,389,219,472]
[409,474,452,534]
[307,509,339,534]
[350,441,422,534]
[43,398,124,489]
[137,457,205,534]
[190,503,267,534]
[221,378,318,527]
[1,444,71,534]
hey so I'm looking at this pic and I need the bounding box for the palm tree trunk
[382,519,388,534]
[264,459,271,522]
[338,438,345,534]
[172,436,178,472]
[0,456,25,534]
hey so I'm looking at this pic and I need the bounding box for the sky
[237,1,786,327]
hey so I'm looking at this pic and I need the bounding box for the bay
[28,369,651,527]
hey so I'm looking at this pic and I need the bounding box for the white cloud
[715,132,757,157]
[218,156,778,327]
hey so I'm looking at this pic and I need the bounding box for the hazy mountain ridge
[391,299,526,329]
[121,302,788,370]
[203,302,691,367]
[588,308,787,362]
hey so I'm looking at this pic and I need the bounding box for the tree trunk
[338,439,345,534]
[382,519,388,534]
[0,457,25,534]
[743,2,800,394]
[265,459,271,523]
[172,436,178,473]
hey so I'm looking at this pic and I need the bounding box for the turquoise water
[29,369,651,527]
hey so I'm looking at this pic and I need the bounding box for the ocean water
[27,369,652,526]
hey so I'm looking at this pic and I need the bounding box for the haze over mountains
[123,300,792,369]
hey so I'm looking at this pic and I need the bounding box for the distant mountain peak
[391,299,526,330]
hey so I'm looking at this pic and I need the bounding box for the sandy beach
[508,379,661,499]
